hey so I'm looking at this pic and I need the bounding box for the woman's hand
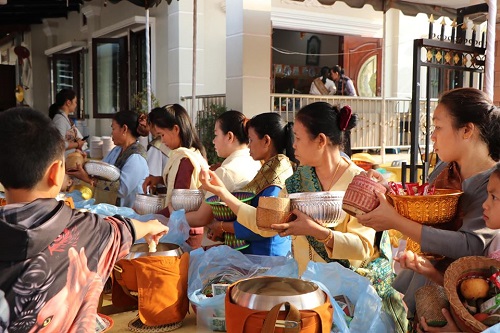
[364,169,389,188]
[271,209,325,239]
[66,163,91,184]
[395,251,444,285]
[356,191,401,231]
[206,220,225,242]
[417,308,460,332]
[199,169,226,196]
[142,175,163,194]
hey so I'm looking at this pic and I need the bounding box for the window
[92,37,128,118]
[52,52,83,118]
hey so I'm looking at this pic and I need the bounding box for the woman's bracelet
[220,221,226,233]
[317,228,333,243]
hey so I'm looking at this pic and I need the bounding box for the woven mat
[128,316,183,333]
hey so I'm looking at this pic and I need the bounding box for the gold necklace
[324,159,342,191]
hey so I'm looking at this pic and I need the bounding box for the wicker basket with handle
[444,256,500,333]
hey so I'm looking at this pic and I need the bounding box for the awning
[290,0,487,17]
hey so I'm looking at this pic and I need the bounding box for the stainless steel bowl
[289,191,346,228]
[230,276,326,310]
[84,160,120,181]
[125,242,183,260]
[134,193,166,215]
[171,189,204,212]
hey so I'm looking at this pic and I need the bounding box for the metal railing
[181,93,438,152]
[180,94,226,125]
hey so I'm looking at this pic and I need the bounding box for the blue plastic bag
[134,210,191,251]
[302,261,394,333]
[188,246,298,331]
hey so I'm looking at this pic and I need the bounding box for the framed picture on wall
[0,49,8,64]
[306,36,320,66]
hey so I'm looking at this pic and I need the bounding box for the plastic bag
[188,246,298,331]
[134,210,191,252]
[84,203,142,219]
[302,261,394,333]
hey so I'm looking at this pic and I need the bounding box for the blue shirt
[234,186,292,256]
[103,146,149,208]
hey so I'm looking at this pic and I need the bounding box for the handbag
[112,253,190,326]
[225,284,333,333]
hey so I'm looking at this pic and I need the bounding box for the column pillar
[226,0,271,117]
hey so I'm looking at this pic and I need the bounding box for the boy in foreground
[0,108,168,332]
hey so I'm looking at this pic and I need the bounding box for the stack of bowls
[89,137,103,159]
[101,136,115,158]
[171,189,204,212]
[289,191,346,228]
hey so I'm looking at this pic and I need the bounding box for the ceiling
[0,0,85,43]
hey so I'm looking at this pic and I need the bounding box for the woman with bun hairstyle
[331,65,357,96]
[204,112,296,256]
[67,110,149,208]
[359,88,500,323]
[184,110,261,227]
[201,102,407,331]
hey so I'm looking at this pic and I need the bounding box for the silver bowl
[84,160,120,181]
[171,189,204,212]
[134,193,166,215]
[125,242,183,260]
[289,191,346,228]
[230,276,326,310]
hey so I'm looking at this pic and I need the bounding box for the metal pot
[171,189,204,212]
[289,191,346,228]
[230,276,326,311]
[133,193,166,215]
[125,242,183,260]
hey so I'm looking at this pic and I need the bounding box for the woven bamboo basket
[415,285,449,327]
[206,192,255,222]
[388,189,463,256]
[387,189,463,225]
[256,196,291,230]
[444,256,500,333]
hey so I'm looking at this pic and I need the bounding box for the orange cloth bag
[225,284,333,333]
[112,252,190,326]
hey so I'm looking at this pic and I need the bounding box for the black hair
[216,110,249,144]
[438,88,500,161]
[320,66,330,84]
[246,113,297,164]
[331,65,344,75]
[148,104,206,157]
[0,107,65,189]
[492,164,500,180]
[113,110,145,138]
[295,101,357,149]
[49,89,76,119]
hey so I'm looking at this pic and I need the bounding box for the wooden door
[342,36,382,97]
[0,64,16,111]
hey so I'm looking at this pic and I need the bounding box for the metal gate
[408,3,489,183]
